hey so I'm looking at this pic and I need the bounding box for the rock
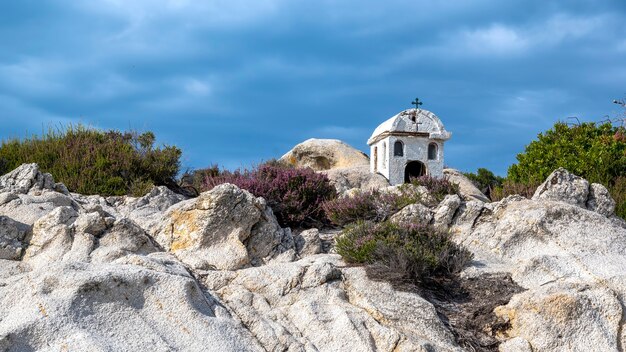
[246,206,294,265]
[499,337,533,352]
[0,163,56,194]
[443,168,490,203]
[433,194,461,228]
[495,282,622,352]
[117,186,188,234]
[587,183,615,217]
[532,167,589,207]
[0,261,263,352]
[153,184,291,270]
[0,190,76,227]
[280,138,369,171]
[390,203,433,226]
[294,228,322,257]
[322,165,390,193]
[22,206,79,268]
[204,255,462,352]
[90,218,160,263]
[0,216,29,260]
[452,189,626,350]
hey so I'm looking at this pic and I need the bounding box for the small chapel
[367,102,451,185]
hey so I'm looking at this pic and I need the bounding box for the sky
[1,0,625,175]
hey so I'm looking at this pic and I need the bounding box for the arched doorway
[404,161,426,183]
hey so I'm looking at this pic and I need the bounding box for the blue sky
[1,0,625,175]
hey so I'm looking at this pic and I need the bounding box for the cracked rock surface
[2,163,626,351]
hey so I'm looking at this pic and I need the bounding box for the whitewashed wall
[370,136,445,185]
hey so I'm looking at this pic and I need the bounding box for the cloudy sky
[1,0,625,175]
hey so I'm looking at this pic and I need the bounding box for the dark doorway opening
[404,161,426,183]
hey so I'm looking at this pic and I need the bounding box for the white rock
[0,163,55,194]
[532,168,589,207]
[390,203,433,226]
[587,183,616,217]
[443,168,490,203]
[0,261,263,352]
[294,228,322,257]
[323,165,390,193]
[280,138,370,171]
[0,215,29,260]
[153,184,292,270]
[433,194,461,228]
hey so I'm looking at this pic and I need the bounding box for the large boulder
[322,165,390,193]
[450,171,626,350]
[280,138,369,171]
[532,168,616,217]
[443,169,490,203]
[152,183,293,270]
[0,260,263,352]
[201,254,462,352]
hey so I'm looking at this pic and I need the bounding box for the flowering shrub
[336,220,473,286]
[201,163,336,228]
[322,186,422,226]
[409,175,459,202]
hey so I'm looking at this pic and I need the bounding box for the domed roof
[367,109,451,145]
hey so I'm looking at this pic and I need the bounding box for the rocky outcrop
[3,163,626,351]
[201,254,461,352]
[322,165,390,194]
[443,168,490,203]
[531,167,617,217]
[450,168,626,351]
[152,183,291,271]
[280,138,369,171]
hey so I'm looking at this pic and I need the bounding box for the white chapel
[367,107,451,185]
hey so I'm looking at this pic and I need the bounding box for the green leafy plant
[508,122,626,186]
[0,125,181,196]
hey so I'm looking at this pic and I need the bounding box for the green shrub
[336,220,473,286]
[490,180,540,201]
[508,122,626,186]
[505,120,626,219]
[609,177,626,220]
[0,125,181,196]
[200,162,337,228]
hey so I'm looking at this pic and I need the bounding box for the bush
[409,175,459,202]
[490,180,540,201]
[200,163,336,228]
[508,122,626,186]
[336,220,473,286]
[323,186,422,226]
[0,125,181,196]
[609,177,626,220]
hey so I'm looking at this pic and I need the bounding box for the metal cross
[411,97,423,110]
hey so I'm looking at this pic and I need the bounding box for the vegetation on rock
[505,121,626,218]
[336,220,473,286]
[199,162,336,228]
[322,186,422,226]
[0,125,181,196]
[408,175,460,202]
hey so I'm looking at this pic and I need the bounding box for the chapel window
[394,141,404,157]
[428,143,438,160]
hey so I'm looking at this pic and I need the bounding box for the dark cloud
[1,0,625,175]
